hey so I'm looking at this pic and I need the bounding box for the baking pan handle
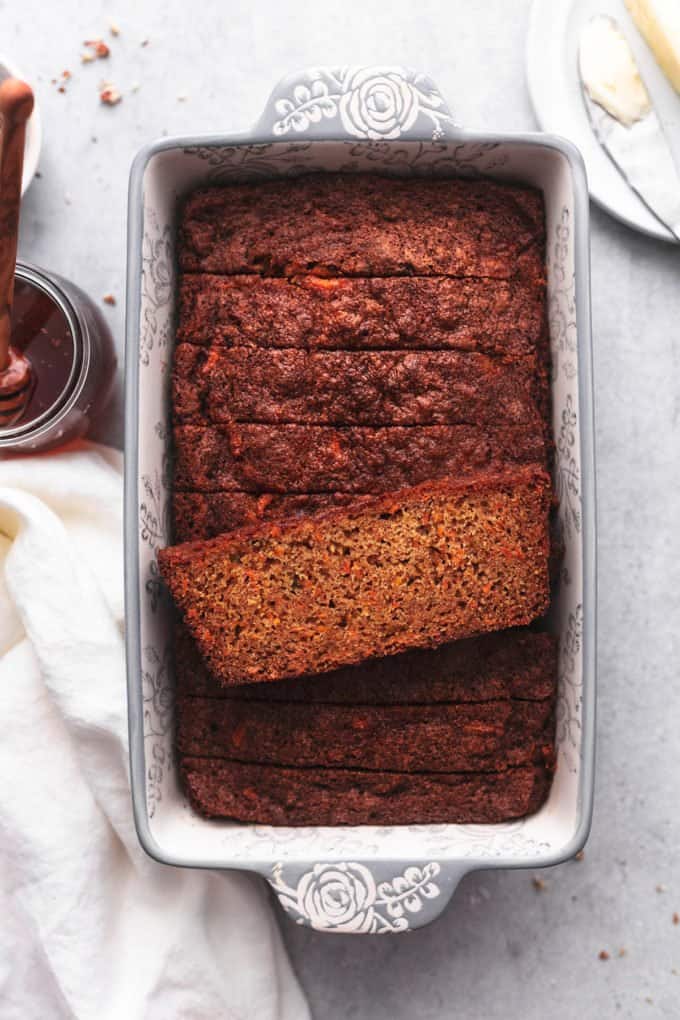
[254,65,458,143]
[269,858,468,934]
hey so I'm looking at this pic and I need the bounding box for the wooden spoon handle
[0,78,34,371]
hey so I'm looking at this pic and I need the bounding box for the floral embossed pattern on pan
[273,861,442,934]
[125,65,595,933]
[271,67,455,140]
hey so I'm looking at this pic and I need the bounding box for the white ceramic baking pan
[125,65,596,934]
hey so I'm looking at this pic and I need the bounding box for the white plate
[0,57,42,195]
[527,0,680,243]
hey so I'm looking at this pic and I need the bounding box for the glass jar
[0,261,116,454]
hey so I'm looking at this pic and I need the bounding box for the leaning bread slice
[158,467,551,686]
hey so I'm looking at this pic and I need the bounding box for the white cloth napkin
[0,443,309,1020]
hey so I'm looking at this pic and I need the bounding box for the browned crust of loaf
[171,346,540,428]
[180,758,552,824]
[178,174,544,278]
[172,422,547,493]
[174,625,558,703]
[177,696,556,772]
[172,491,366,542]
[175,274,546,357]
[158,467,551,685]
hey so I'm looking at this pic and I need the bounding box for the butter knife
[579,14,680,240]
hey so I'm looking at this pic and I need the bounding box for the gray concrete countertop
[8,0,680,1016]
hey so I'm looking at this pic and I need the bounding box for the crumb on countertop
[110,22,120,36]
[531,877,546,892]
[598,950,610,961]
[84,39,110,59]
[53,70,72,93]
[575,850,585,862]
[100,83,122,106]
[102,294,116,306]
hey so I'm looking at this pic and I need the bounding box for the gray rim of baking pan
[124,67,597,892]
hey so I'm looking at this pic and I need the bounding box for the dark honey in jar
[0,263,116,453]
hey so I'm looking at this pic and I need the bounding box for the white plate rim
[526,0,678,244]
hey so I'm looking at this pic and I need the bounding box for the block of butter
[625,0,680,94]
